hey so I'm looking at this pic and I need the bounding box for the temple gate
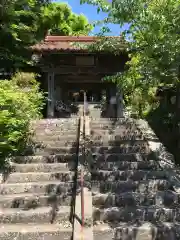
[31,36,128,118]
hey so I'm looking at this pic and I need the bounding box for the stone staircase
[0,118,80,240]
[1,116,180,240]
[89,118,180,240]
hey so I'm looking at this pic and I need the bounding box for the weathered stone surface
[93,192,153,208]
[0,181,74,195]
[34,135,77,142]
[93,206,180,222]
[0,118,79,239]
[93,159,158,171]
[89,117,180,240]
[12,162,75,172]
[92,153,139,162]
[33,130,77,137]
[33,140,77,147]
[6,171,75,183]
[14,154,76,163]
[91,145,150,154]
[90,140,148,148]
[93,191,180,209]
[2,115,180,239]
[91,170,167,182]
[135,119,175,169]
[92,179,170,194]
[0,224,73,240]
[114,223,157,240]
[0,193,72,208]
[0,207,54,224]
[113,222,180,240]
[33,146,77,155]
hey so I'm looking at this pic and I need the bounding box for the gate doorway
[67,89,103,103]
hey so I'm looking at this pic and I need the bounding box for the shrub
[0,72,45,166]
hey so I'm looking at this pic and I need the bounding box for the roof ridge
[45,35,122,42]
[31,35,126,52]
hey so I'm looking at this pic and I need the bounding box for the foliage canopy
[81,0,180,116]
[0,72,45,164]
[0,0,92,72]
[40,2,93,36]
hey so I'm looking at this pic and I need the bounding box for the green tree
[39,2,93,36]
[0,0,50,70]
[0,1,92,73]
[0,72,45,164]
[81,0,180,116]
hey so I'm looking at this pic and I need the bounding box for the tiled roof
[31,35,125,52]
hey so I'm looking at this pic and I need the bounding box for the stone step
[91,153,149,162]
[32,121,78,128]
[0,181,74,195]
[12,163,75,172]
[0,193,71,208]
[91,125,138,132]
[34,130,78,136]
[33,120,78,126]
[91,118,129,123]
[93,224,114,240]
[91,146,149,154]
[0,224,72,240]
[34,128,77,134]
[92,179,171,194]
[93,206,180,222]
[33,125,78,131]
[92,190,180,208]
[33,135,77,141]
[93,222,180,240]
[33,146,77,155]
[14,154,77,163]
[34,130,77,137]
[91,135,144,141]
[0,206,70,224]
[54,206,92,224]
[0,224,103,240]
[90,118,135,123]
[31,118,79,125]
[91,129,139,135]
[93,160,158,171]
[91,170,167,182]
[90,140,148,147]
[33,141,77,148]
[6,171,75,183]
[14,153,150,166]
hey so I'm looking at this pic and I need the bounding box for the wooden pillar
[47,72,55,118]
[117,87,124,118]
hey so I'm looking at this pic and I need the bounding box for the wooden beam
[66,79,101,83]
[47,72,54,118]
[41,66,121,75]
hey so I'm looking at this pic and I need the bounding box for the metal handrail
[81,92,86,231]
[70,117,81,239]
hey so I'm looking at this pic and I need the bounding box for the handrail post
[81,91,86,235]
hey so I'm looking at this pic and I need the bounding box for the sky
[55,0,128,36]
